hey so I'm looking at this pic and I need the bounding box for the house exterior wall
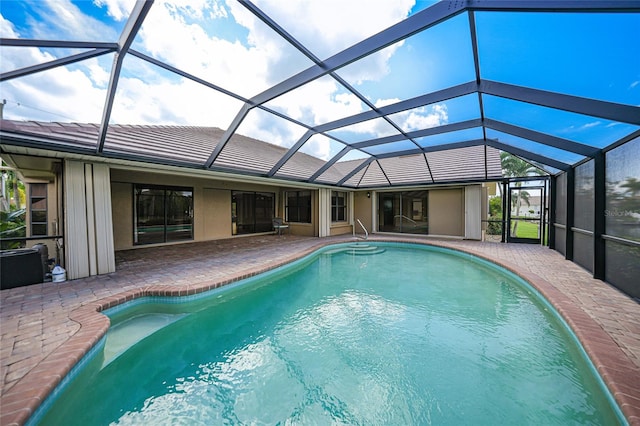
[111,182,134,250]
[353,191,373,234]
[428,188,464,237]
[202,188,232,239]
[109,168,321,249]
[329,223,352,236]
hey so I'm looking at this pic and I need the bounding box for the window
[331,191,347,222]
[134,185,193,245]
[30,183,47,236]
[285,191,311,223]
[231,191,275,235]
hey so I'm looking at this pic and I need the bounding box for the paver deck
[1,235,639,425]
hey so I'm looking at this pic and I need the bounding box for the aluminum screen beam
[314,82,478,133]
[267,130,315,176]
[373,140,485,160]
[247,1,466,107]
[480,80,640,125]
[486,139,571,171]
[0,39,117,49]
[204,103,253,168]
[241,0,406,178]
[129,50,248,104]
[246,0,640,108]
[468,10,489,179]
[421,139,485,153]
[466,0,640,12]
[374,148,426,160]
[240,0,422,161]
[1,48,113,82]
[308,147,352,182]
[97,0,154,153]
[484,119,600,157]
[337,157,375,186]
[377,160,393,186]
[350,119,482,150]
[603,128,640,154]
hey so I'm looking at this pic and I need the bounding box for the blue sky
[0,0,638,163]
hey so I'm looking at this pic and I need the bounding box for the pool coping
[1,237,639,425]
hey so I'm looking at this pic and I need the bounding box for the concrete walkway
[1,235,639,425]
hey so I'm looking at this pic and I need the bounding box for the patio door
[507,186,544,244]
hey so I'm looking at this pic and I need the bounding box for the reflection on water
[36,245,624,426]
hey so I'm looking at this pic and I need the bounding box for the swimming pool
[33,243,625,425]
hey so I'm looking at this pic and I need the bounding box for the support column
[593,152,605,280]
[548,176,556,250]
[565,167,575,261]
[318,188,331,238]
[64,160,115,279]
[501,181,507,243]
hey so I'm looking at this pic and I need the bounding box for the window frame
[285,190,312,223]
[231,191,276,235]
[133,184,194,245]
[29,183,48,237]
[331,191,348,223]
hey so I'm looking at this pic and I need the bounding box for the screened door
[507,186,543,244]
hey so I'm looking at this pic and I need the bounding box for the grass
[511,220,539,239]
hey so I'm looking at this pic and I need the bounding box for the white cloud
[137,0,278,98]
[0,13,19,38]
[630,80,640,89]
[267,76,365,127]
[252,0,414,60]
[26,0,119,41]
[93,0,135,21]
[2,0,420,151]
[384,103,449,132]
[2,65,106,122]
[109,71,244,126]
[301,134,342,160]
[580,121,602,130]
[560,120,604,135]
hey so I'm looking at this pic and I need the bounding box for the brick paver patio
[1,235,639,425]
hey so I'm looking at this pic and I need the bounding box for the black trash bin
[0,248,44,289]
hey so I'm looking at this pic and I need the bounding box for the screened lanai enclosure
[1,1,639,298]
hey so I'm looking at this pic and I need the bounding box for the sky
[0,0,639,165]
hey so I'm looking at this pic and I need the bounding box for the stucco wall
[111,182,133,250]
[353,191,373,234]
[109,168,321,249]
[202,188,232,239]
[428,188,464,236]
[330,223,352,236]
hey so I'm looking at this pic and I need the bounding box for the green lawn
[511,220,539,239]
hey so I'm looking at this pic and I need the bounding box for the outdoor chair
[272,217,289,235]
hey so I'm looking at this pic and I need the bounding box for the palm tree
[620,177,640,197]
[500,152,545,237]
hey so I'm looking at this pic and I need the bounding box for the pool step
[325,245,386,255]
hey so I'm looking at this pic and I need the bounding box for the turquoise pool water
[35,243,624,425]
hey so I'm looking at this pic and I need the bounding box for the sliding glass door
[232,191,275,235]
[378,191,428,234]
[135,185,193,245]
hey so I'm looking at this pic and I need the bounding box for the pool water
[36,243,624,425]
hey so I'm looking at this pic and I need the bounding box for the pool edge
[2,237,638,426]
